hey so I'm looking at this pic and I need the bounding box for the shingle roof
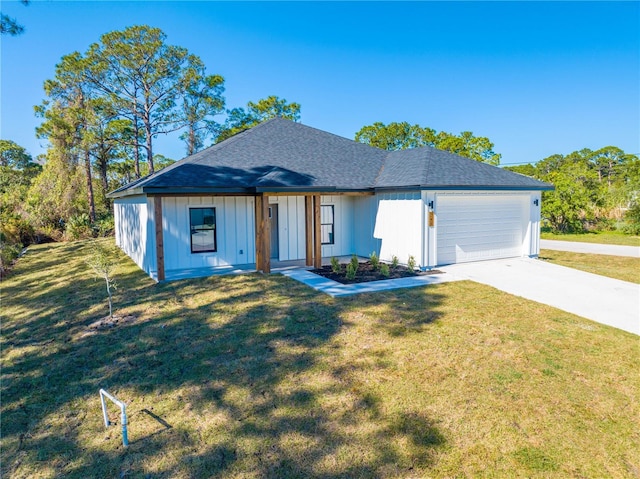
[377,145,550,190]
[108,118,551,198]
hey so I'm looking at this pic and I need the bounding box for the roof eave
[375,184,554,192]
[107,186,145,199]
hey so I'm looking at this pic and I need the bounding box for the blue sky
[1,1,638,166]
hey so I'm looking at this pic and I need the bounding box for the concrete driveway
[440,257,639,335]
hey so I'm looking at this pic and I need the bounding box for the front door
[269,204,279,259]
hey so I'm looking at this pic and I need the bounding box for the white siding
[268,195,354,260]
[372,192,423,266]
[114,195,156,277]
[527,191,542,256]
[321,195,354,258]
[353,196,380,257]
[436,192,530,265]
[267,196,306,261]
[162,196,255,275]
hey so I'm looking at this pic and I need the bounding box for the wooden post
[305,195,313,266]
[255,195,263,272]
[153,196,165,281]
[313,194,321,268]
[254,195,271,273]
[262,194,271,274]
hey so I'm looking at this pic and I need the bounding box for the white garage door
[437,194,529,265]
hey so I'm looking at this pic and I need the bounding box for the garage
[436,193,531,265]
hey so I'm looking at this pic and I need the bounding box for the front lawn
[541,231,640,246]
[2,240,638,478]
[540,249,640,284]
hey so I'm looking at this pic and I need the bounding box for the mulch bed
[311,261,443,285]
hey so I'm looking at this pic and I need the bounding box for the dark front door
[269,204,279,259]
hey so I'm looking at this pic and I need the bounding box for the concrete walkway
[540,239,640,258]
[440,257,639,335]
[279,268,462,298]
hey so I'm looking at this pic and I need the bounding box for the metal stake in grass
[99,389,128,447]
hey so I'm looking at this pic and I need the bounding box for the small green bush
[66,214,93,241]
[330,256,341,274]
[346,261,357,280]
[407,255,416,273]
[380,263,390,277]
[369,251,379,270]
[94,216,115,237]
[350,254,359,271]
[391,255,399,269]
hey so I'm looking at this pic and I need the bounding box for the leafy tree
[179,59,225,156]
[1,0,28,36]
[0,140,40,249]
[541,163,595,233]
[217,95,301,143]
[435,130,501,165]
[0,139,35,169]
[85,241,118,318]
[84,25,213,174]
[503,164,537,177]
[37,52,99,222]
[355,122,435,150]
[354,121,501,165]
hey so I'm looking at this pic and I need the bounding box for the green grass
[540,249,640,284]
[541,230,640,246]
[2,239,639,478]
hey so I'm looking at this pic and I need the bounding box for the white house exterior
[110,119,551,282]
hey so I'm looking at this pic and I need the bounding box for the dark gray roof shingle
[109,117,551,197]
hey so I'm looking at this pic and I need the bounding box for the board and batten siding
[114,195,157,278]
[371,192,424,266]
[161,196,255,275]
[266,196,306,261]
[267,195,354,260]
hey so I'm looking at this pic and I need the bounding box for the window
[190,208,217,253]
[321,205,334,245]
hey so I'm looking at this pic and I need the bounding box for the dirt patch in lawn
[312,261,443,284]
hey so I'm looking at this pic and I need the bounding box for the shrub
[66,213,93,241]
[94,216,115,237]
[369,251,379,270]
[350,254,359,271]
[330,256,341,274]
[380,263,390,277]
[623,203,640,235]
[391,255,399,269]
[0,242,23,276]
[407,255,416,273]
[346,261,357,280]
[0,214,34,245]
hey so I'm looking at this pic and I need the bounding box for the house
[108,118,553,281]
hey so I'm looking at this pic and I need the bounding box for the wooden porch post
[254,194,271,273]
[263,194,271,273]
[255,195,263,272]
[305,195,313,266]
[153,196,165,281]
[313,194,322,268]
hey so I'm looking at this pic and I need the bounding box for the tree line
[505,148,640,234]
